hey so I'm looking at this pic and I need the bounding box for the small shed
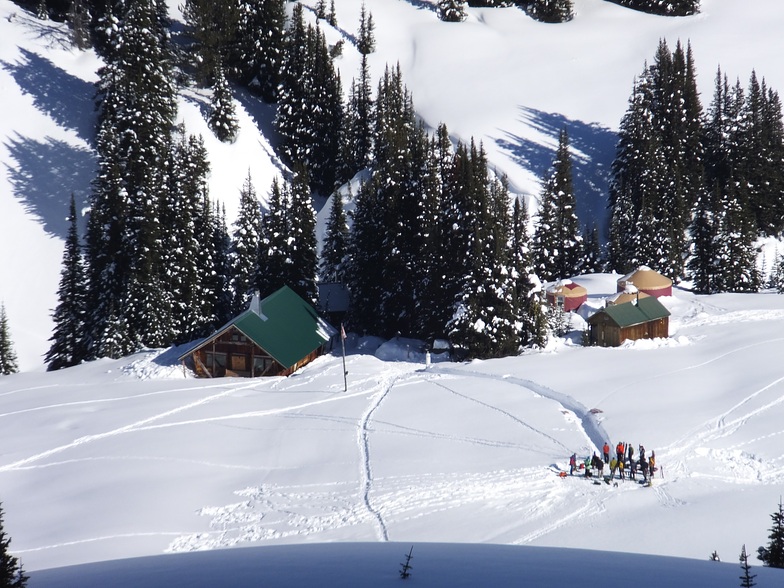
[617,266,672,298]
[587,297,670,348]
[179,286,335,378]
[546,279,588,312]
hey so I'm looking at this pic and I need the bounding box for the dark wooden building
[179,286,335,378]
[587,296,670,348]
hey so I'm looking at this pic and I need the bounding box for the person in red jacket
[616,441,625,463]
[602,442,610,463]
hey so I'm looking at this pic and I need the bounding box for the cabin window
[206,352,226,369]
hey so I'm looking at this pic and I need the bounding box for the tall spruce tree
[234,0,286,102]
[532,128,582,282]
[275,7,343,194]
[320,191,350,284]
[230,172,263,313]
[181,0,240,84]
[757,499,784,568]
[0,502,28,587]
[0,305,19,376]
[45,195,88,371]
[357,2,375,53]
[87,0,177,357]
[511,196,548,349]
[257,177,290,299]
[337,54,374,184]
[164,132,212,344]
[740,544,757,588]
[446,142,519,359]
[285,166,319,304]
[208,62,239,143]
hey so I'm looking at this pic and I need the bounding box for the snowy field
[3,0,784,368]
[2,0,784,584]
[1,274,784,586]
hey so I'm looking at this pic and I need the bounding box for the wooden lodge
[587,296,670,348]
[179,286,335,378]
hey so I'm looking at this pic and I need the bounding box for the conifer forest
[14,0,783,371]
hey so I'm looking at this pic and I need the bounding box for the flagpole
[340,323,348,391]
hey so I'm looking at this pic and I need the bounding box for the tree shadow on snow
[1,48,97,144]
[496,107,617,237]
[3,133,95,238]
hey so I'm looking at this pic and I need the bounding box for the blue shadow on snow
[496,107,617,238]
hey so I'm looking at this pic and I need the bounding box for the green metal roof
[180,286,335,369]
[588,296,670,328]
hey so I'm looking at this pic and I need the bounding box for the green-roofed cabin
[587,296,670,348]
[178,286,336,378]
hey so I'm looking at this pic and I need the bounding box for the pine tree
[231,172,263,313]
[357,2,375,53]
[711,180,760,293]
[739,544,756,588]
[337,54,374,184]
[285,166,319,304]
[208,63,239,143]
[45,195,88,371]
[774,250,784,294]
[164,132,212,343]
[446,142,518,359]
[327,0,337,27]
[315,0,327,20]
[67,0,91,49]
[182,0,240,84]
[527,0,573,23]
[0,503,28,587]
[581,223,604,274]
[511,196,548,348]
[438,0,468,22]
[757,499,784,568]
[0,305,19,376]
[320,191,350,284]
[687,184,716,294]
[275,7,344,194]
[87,0,177,357]
[532,128,582,281]
[235,0,286,102]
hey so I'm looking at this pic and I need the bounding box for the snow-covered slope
[1,275,782,586]
[3,0,784,368]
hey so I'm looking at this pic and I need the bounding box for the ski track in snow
[428,379,571,453]
[429,366,609,453]
[0,380,265,472]
[358,374,396,542]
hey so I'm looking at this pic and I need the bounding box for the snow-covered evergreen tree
[181,0,240,84]
[320,191,350,284]
[0,305,19,376]
[511,196,548,349]
[438,0,468,22]
[285,166,319,304]
[86,0,177,357]
[163,132,212,344]
[527,0,573,23]
[208,63,239,143]
[711,180,760,293]
[757,499,784,568]
[337,54,374,184]
[532,128,582,282]
[357,2,375,53]
[230,171,263,313]
[45,195,88,371]
[0,502,28,586]
[275,7,343,194]
[235,0,286,102]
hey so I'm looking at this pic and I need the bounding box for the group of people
[568,441,659,483]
